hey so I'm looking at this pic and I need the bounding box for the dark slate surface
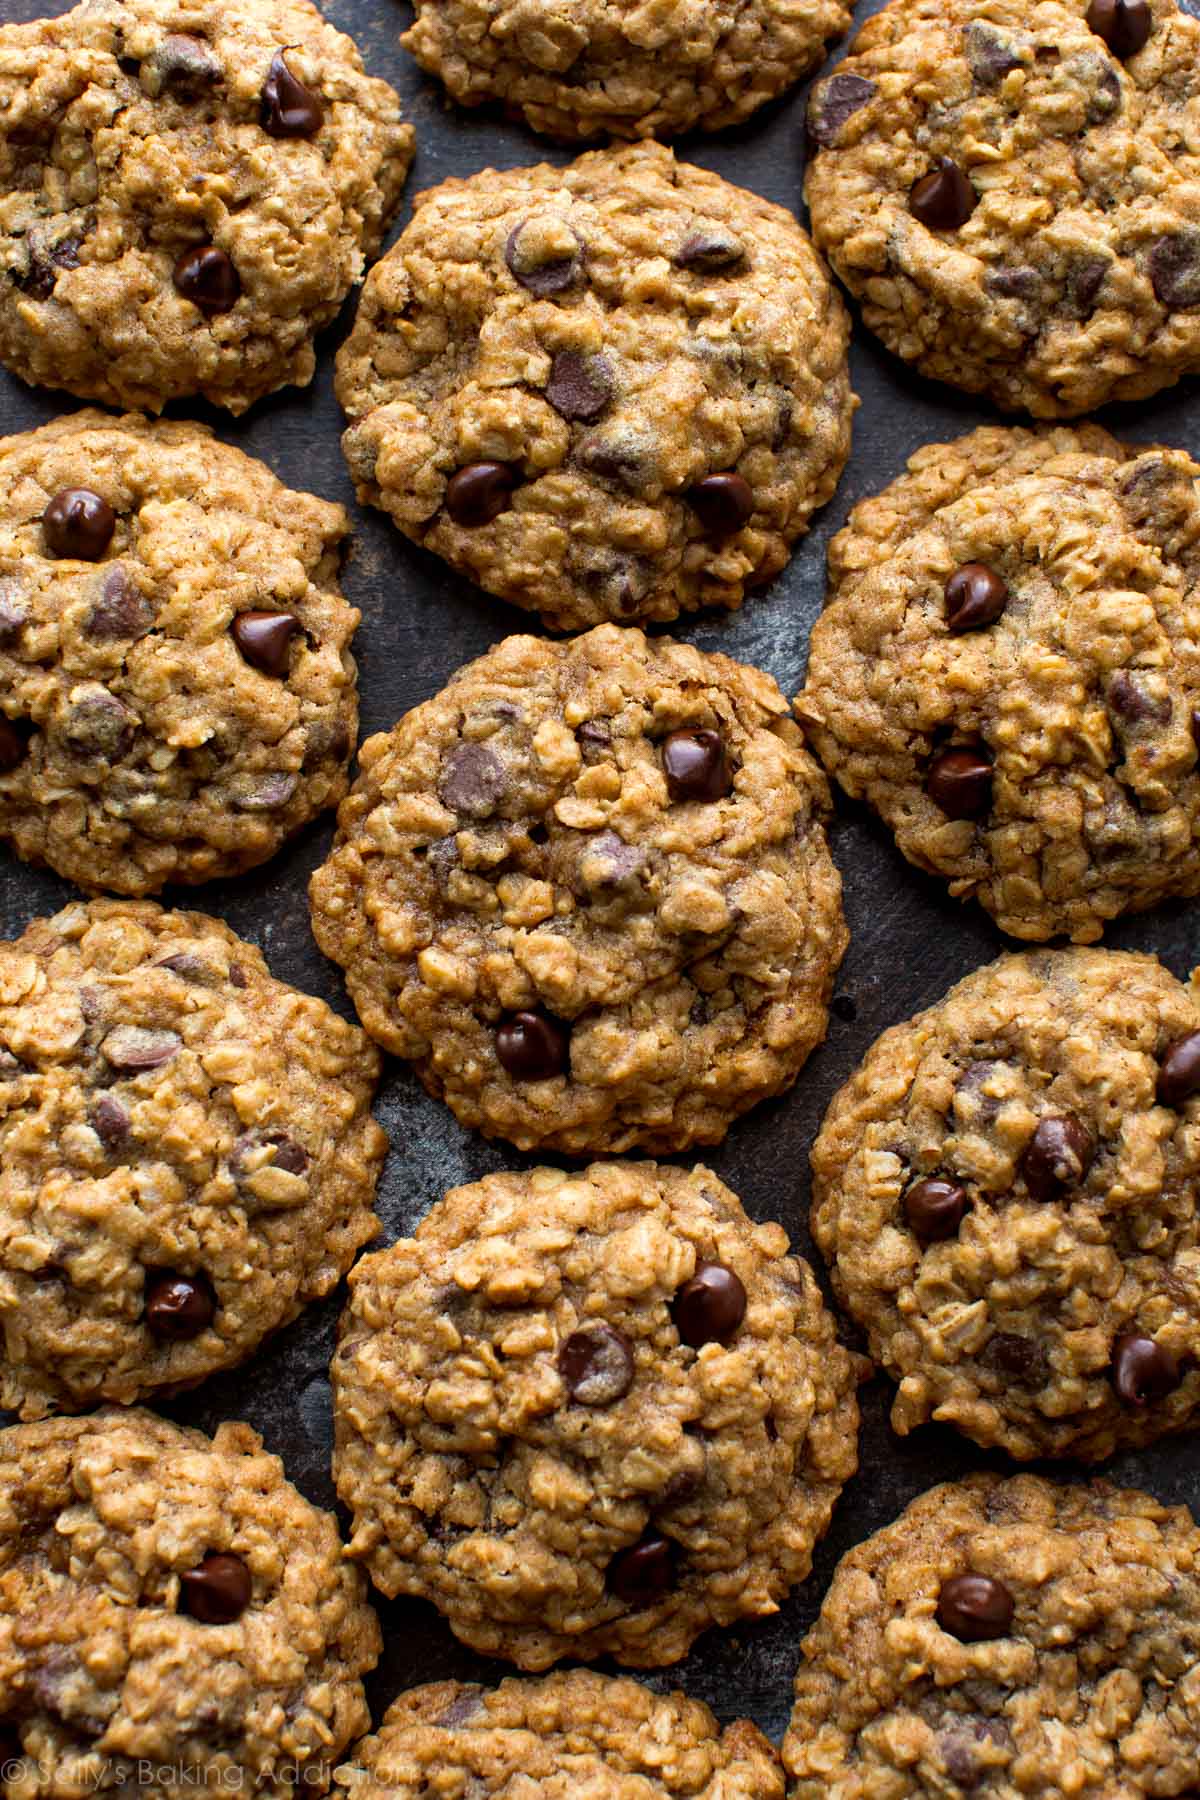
[3,0,1199,1747]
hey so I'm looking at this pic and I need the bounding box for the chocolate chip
[231,1129,309,1182]
[1069,259,1109,312]
[63,687,136,761]
[144,1270,216,1340]
[673,228,746,272]
[261,50,323,137]
[986,265,1041,300]
[302,718,350,770]
[231,611,297,678]
[546,351,613,422]
[904,1177,968,1242]
[1109,672,1170,726]
[0,580,28,643]
[964,20,1023,83]
[926,747,992,819]
[174,245,241,315]
[1084,58,1122,122]
[445,463,515,527]
[89,1093,130,1147]
[945,563,1008,631]
[504,221,584,296]
[230,772,299,811]
[672,1263,747,1347]
[937,1573,1014,1641]
[910,159,978,231]
[577,432,647,487]
[43,489,115,561]
[180,1552,251,1624]
[86,566,152,640]
[436,1689,484,1729]
[438,743,506,819]
[1111,1332,1181,1404]
[1086,0,1152,56]
[148,34,221,95]
[808,72,878,145]
[1021,1114,1094,1200]
[980,1332,1047,1384]
[0,720,29,774]
[156,952,219,984]
[607,1534,676,1607]
[687,472,754,536]
[1150,234,1200,310]
[577,719,611,760]
[229,963,247,989]
[578,830,646,895]
[559,1325,635,1405]
[662,729,732,803]
[495,1011,570,1080]
[19,232,81,300]
[1157,1032,1200,1107]
[103,1025,180,1072]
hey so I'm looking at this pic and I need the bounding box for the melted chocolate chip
[672,1263,747,1347]
[986,265,1041,300]
[495,1011,570,1080]
[809,72,878,144]
[577,719,612,760]
[964,20,1023,83]
[231,1129,309,1183]
[577,830,647,896]
[43,489,115,561]
[1111,1332,1181,1404]
[577,432,648,487]
[0,719,29,774]
[19,232,81,300]
[0,581,28,643]
[438,742,506,818]
[89,1093,130,1148]
[102,1025,180,1072]
[674,228,746,272]
[1109,671,1170,726]
[174,245,241,315]
[937,1573,1014,1641]
[231,772,299,812]
[1021,1114,1094,1199]
[1158,1032,1200,1106]
[149,34,221,94]
[180,1552,252,1624]
[687,472,754,536]
[607,1534,676,1607]
[558,1325,635,1405]
[926,747,993,819]
[505,221,584,296]
[910,159,978,231]
[904,1177,968,1243]
[261,51,324,138]
[945,563,1008,631]
[231,611,297,678]
[1069,258,1109,313]
[546,351,613,422]
[144,1269,216,1340]
[662,728,732,803]
[1150,234,1200,310]
[445,462,515,527]
[1086,0,1152,56]
[86,565,152,641]
[156,952,219,985]
[63,687,136,761]
[980,1332,1047,1384]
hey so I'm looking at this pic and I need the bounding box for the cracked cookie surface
[0,0,413,414]
[0,1408,380,1800]
[797,424,1200,944]
[309,625,847,1155]
[336,142,853,632]
[0,898,386,1420]
[332,1161,862,1669]
[335,1669,783,1797]
[804,0,1200,416]
[811,948,1200,1462]
[782,1474,1200,1800]
[0,411,361,897]
[401,0,851,143]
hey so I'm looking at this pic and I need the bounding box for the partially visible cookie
[797,424,1200,944]
[0,411,361,896]
[335,1669,783,1797]
[401,0,851,142]
[783,1474,1200,1799]
[309,625,847,1155]
[811,947,1200,1462]
[0,1408,380,1800]
[0,0,413,414]
[332,1161,863,1669]
[804,0,1200,416]
[0,898,386,1420]
[336,141,853,632]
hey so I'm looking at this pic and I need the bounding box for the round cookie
[0,411,362,897]
[0,898,387,1420]
[804,0,1200,417]
[0,0,413,414]
[782,1474,1200,1799]
[335,1670,783,1797]
[332,1161,863,1669]
[400,0,851,143]
[309,625,847,1155]
[797,424,1200,944]
[335,141,854,633]
[0,1408,380,1799]
[811,947,1200,1462]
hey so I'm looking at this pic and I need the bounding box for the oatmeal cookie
[797,424,1200,944]
[335,1669,783,1797]
[782,1474,1200,1799]
[811,947,1200,1462]
[332,1161,863,1669]
[0,0,413,414]
[804,0,1200,416]
[0,897,386,1420]
[401,0,851,143]
[336,141,853,632]
[0,411,361,897]
[309,625,847,1155]
[0,1408,380,1800]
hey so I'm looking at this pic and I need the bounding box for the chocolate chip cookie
[783,1474,1200,1799]
[332,1160,863,1669]
[0,1408,380,1799]
[0,0,413,414]
[797,424,1200,944]
[805,0,1200,416]
[335,1669,783,1797]
[811,947,1200,1462]
[309,625,847,1154]
[0,410,361,896]
[336,141,853,632]
[0,898,386,1420]
[401,0,851,143]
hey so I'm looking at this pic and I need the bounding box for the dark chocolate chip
[674,228,746,272]
[909,159,978,231]
[904,1177,968,1243]
[1069,258,1109,312]
[686,472,754,536]
[495,1011,570,1080]
[945,563,1008,631]
[0,720,29,774]
[672,1263,747,1347]
[63,687,136,760]
[438,742,507,818]
[43,488,115,561]
[261,50,323,138]
[662,728,732,803]
[936,1573,1014,1641]
[102,1025,180,1072]
[1109,672,1170,725]
[809,72,878,145]
[86,566,152,640]
[231,1129,309,1182]
[231,611,297,678]
[558,1325,635,1405]
[577,433,647,487]
[607,1534,676,1607]
[1150,234,1200,310]
[577,719,611,760]
[19,232,81,301]
[980,1332,1047,1384]
[155,952,218,985]
[1157,1032,1200,1107]
[89,1093,130,1147]
[1111,1332,1181,1404]
[174,245,241,316]
[545,351,613,422]
[144,1269,216,1340]
[1086,0,1152,57]
[926,747,992,819]
[302,718,350,770]
[149,34,221,94]
[577,830,646,895]
[986,265,1041,299]
[230,772,299,811]
[504,221,584,296]
[445,462,515,527]
[180,1552,251,1624]
[964,20,1023,83]
[1021,1114,1094,1199]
